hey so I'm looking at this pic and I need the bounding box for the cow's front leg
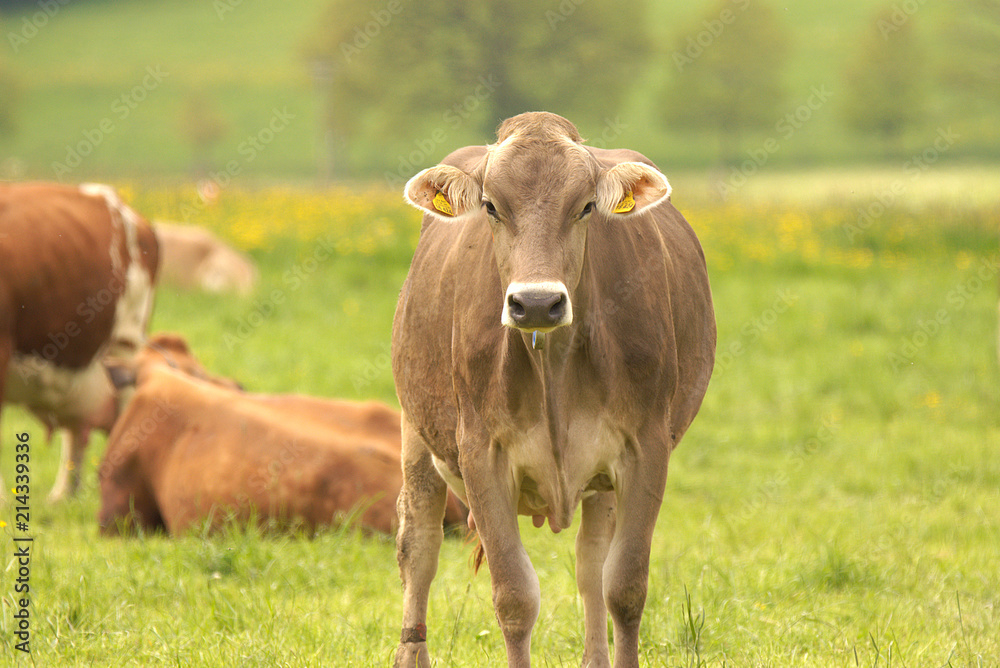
[464,451,539,668]
[394,415,448,668]
[576,491,615,668]
[48,427,87,502]
[603,435,670,668]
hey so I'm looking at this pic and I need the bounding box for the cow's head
[105,332,243,398]
[405,112,670,335]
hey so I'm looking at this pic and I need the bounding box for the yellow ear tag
[432,191,454,216]
[614,191,635,214]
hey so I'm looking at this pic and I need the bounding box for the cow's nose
[502,282,573,331]
[507,291,565,326]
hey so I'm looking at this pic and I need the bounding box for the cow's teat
[501,281,573,332]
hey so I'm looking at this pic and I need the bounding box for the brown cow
[105,331,243,395]
[391,113,716,667]
[154,221,258,296]
[99,337,467,536]
[0,182,158,502]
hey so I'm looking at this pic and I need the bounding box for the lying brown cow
[99,335,467,536]
[154,221,258,296]
[0,182,158,502]
[105,332,242,397]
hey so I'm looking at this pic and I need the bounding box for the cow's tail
[468,531,486,574]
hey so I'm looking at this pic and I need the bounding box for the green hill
[0,0,993,180]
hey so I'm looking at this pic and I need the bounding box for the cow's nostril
[549,295,566,320]
[508,294,526,319]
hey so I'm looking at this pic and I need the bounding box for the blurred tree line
[302,0,650,180]
[1,0,997,178]
[304,0,1000,177]
[0,18,20,139]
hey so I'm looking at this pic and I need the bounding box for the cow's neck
[509,257,598,438]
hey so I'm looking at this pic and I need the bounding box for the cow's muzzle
[501,281,573,332]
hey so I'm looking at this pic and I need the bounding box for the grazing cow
[99,337,467,536]
[0,182,158,502]
[154,221,257,296]
[391,112,716,667]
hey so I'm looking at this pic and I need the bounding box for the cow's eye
[580,202,595,218]
[483,201,499,219]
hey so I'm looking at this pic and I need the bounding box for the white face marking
[501,280,573,331]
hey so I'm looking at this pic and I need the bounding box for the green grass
[1,175,998,665]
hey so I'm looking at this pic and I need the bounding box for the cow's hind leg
[394,414,448,668]
[604,436,670,668]
[577,491,614,668]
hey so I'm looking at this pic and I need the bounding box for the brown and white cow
[0,182,158,502]
[99,336,467,536]
[154,221,258,296]
[391,113,716,667]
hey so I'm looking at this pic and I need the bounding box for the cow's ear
[596,162,671,218]
[404,165,482,222]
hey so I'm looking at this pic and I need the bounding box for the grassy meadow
[1,171,999,666]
